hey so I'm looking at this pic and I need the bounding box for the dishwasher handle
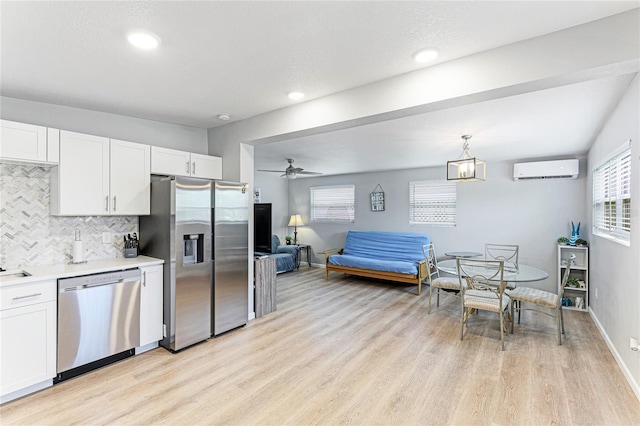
[59,276,140,292]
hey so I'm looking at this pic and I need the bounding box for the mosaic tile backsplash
[0,164,138,269]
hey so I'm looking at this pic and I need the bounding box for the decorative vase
[569,221,580,246]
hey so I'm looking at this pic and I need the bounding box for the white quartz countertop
[0,256,164,287]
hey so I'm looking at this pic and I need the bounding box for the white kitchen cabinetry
[557,245,588,311]
[0,280,57,403]
[0,119,59,164]
[51,131,150,216]
[151,146,222,179]
[139,264,163,348]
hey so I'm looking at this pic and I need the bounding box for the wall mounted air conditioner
[513,159,579,181]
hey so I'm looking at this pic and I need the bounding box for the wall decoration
[370,184,385,211]
[253,187,261,203]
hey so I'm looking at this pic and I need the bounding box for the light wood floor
[2,267,639,425]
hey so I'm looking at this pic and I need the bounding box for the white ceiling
[1,1,639,177]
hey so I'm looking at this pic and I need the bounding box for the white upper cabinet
[151,146,222,180]
[52,131,110,215]
[190,152,222,179]
[51,131,150,216]
[110,139,151,215]
[0,119,57,164]
[150,146,191,176]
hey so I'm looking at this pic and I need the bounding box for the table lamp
[287,214,304,244]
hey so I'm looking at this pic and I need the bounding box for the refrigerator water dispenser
[183,234,204,265]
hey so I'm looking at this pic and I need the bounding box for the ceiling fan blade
[297,171,323,175]
[257,169,286,173]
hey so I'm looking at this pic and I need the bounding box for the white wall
[1,96,208,152]
[587,73,639,399]
[288,159,587,293]
[254,172,290,239]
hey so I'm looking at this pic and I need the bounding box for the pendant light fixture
[447,135,486,182]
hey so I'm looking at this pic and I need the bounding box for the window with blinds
[409,180,456,226]
[593,143,631,245]
[310,185,355,223]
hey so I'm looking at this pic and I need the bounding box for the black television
[254,203,272,253]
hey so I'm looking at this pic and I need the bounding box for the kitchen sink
[0,270,32,279]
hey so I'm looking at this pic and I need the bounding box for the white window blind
[593,144,631,244]
[310,185,355,223]
[409,180,456,226]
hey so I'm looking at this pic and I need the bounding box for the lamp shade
[288,214,304,227]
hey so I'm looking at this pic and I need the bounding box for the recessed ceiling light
[217,114,231,121]
[288,91,305,100]
[127,30,161,49]
[412,48,439,63]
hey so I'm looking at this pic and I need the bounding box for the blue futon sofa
[325,230,430,295]
[255,235,299,273]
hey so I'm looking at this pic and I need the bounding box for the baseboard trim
[1,379,52,404]
[589,308,640,402]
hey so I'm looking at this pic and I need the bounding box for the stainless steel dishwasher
[57,269,141,381]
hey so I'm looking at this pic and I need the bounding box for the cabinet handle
[13,293,42,300]
[186,161,190,174]
[105,196,109,212]
[192,161,196,175]
[113,196,117,211]
[143,271,146,287]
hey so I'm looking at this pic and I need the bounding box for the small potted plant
[566,277,580,288]
[576,238,588,247]
[285,235,293,245]
[557,237,569,245]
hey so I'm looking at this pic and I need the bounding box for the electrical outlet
[631,337,639,351]
[102,232,113,244]
[595,288,598,299]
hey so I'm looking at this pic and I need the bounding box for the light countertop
[0,256,164,287]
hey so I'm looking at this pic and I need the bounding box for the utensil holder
[124,248,138,258]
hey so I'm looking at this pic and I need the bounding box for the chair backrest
[456,258,507,294]
[485,243,519,272]
[272,235,281,252]
[557,264,571,308]
[422,243,440,283]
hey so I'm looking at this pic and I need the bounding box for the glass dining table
[437,259,549,328]
[436,259,549,283]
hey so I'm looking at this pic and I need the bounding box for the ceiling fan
[258,159,322,180]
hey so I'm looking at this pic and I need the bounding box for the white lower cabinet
[139,265,164,347]
[0,280,57,403]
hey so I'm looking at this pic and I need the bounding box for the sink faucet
[0,267,5,272]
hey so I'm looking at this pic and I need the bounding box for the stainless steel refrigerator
[211,181,249,336]
[140,177,249,351]
[140,176,213,351]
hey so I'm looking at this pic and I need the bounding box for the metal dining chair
[423,243,461,314]
[507,264,570,345]
[485,243,519,273]
[457,258,511,351]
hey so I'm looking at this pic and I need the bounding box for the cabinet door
[191,153,222,179]
[0,120,47,162]
[0,301,56,396]
[151,146,191,177]
[110,139,150,215]
[54,131,110,215]
[139,265,164,346]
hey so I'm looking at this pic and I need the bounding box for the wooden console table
[254,256,277,318]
